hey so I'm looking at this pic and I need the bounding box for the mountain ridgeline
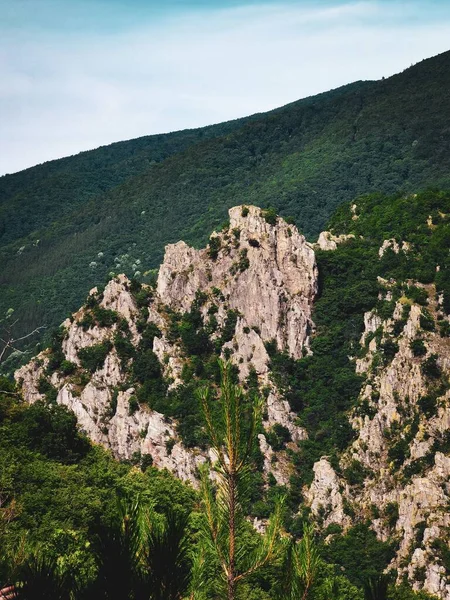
[12,190,450,598]
[2,50,450,355]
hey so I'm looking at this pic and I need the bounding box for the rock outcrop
[306,279,450,598]
[16,206,317,485]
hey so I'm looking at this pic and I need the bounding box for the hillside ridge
[15,192,450,597]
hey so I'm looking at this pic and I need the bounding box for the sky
[1,0,450,176]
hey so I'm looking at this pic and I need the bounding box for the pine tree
[195,361,283,600]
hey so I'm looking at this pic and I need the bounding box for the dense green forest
[1,50,450,354]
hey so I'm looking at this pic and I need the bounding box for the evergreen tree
[195,361,283,600]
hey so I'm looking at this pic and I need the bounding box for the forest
[1,50,450,358]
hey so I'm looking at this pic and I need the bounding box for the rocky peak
[15,205,318,486]
[157,205,317,361]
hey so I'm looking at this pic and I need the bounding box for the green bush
[421,354,441,379]
[207,236,221,260]
[128,396,139,415]
[418,393,438,418]
[37,376,58,404]
[113,331,135,369]
[384,501,399,528]
[410,338,427,357]
[343,459,368,486]
[381,338,399,363]
[77,341,112,373]
[92,306,119,327]
[9,400,90,464]
[438,319,450,337]
[419,309,435,332]
[60,360,76,376]
[406,286,428,306]
[262,207,277,225]
[265,424,291,451]
[320,523,395,588]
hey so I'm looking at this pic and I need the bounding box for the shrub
[140,453,153,471]
[165,438,176,455]
[13,400,90,463]
[238,248,250,272]
[78,312,95,331]
[377,300,396,320]
[78,341,112,373]
[241,206,249,217]
[133,349,163,383]
[85,293,99,309]
[37,376,58,404]
[262,207,277,225]
[92,306,119,327]
[265,423,291,451]
[320,523,395,588]
[406,286,428,306]
[418,393,438,418]
[343,459,368,486]
[388,438,410,468]
[113,331,135,369]
[207,236,221,260]
[384,501,399,528]
[439,320,450,337]
[133,287,153,308]
[128,395,139,415]
[381,338,399,363]
[421,354,441,379]
[60,360,76,376]
[219,310,240,346]
[410,338,427,357]
[419,308,435,332]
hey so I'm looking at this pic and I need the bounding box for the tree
[0,309,45,366]
[3,552,73,600]
[276,524,321,600]
[195,361,283,600]
[86,496,191,600]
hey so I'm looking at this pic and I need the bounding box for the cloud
[1,0,450,175]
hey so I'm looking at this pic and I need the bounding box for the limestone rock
[306,458,350,529]
[157,205,317,361]
[16,206,317,487]
[316,231,355,251]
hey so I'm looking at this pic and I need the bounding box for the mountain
[15,191,450,598]
[2,50,450,358]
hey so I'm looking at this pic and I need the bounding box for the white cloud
[1,1,450,175]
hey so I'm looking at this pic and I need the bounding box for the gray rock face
[306,283,450,598]
[16,205,317,485]
[306,458,350,529]
[315,231,355,251]
[157,205,317,361]
[14,205,450,598]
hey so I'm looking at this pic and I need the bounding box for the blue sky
[1,0,450,175]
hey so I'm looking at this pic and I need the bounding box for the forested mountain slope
[2,50,450,359]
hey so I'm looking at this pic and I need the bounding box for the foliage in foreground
[0,376,438,599]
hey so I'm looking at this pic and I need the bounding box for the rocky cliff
[15,197,450,598]
[16,205,317,484]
